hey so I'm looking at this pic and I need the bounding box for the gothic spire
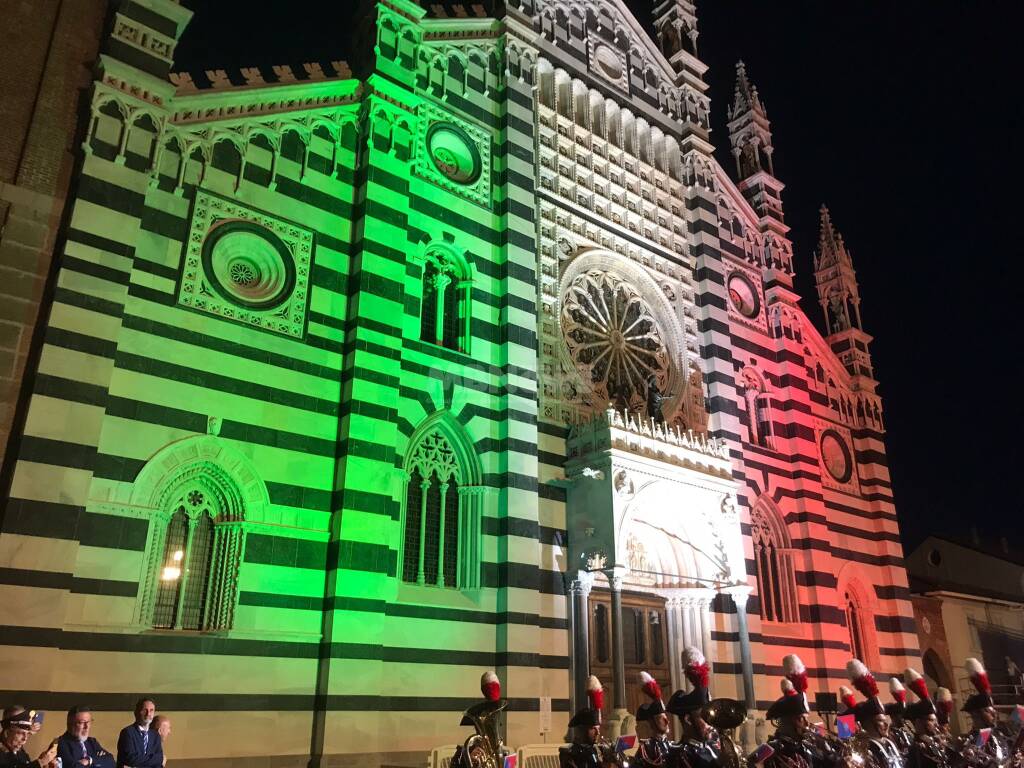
[813,206,875,382]
[729,60,765,120]
[726,59,783,221]
[814,205,851,270]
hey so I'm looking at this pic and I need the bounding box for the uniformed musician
[847,659,904,768]
[887,678,915,758]
[667,648,722,768]
[961,659,1012,768]
[636,671,678,768]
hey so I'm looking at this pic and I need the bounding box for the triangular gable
[712,158,759,225]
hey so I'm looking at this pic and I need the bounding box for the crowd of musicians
[455,653,1023,768]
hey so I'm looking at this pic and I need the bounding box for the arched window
[751,498,799,623]
[419,246,470,353]
[845,590,867,661]
[837,575,877,667]
[401,418,481,589]
[146,475,245,631]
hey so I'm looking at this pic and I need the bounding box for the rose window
[228,261,258,287]
[202,222,296,310]
[561,270,670,411]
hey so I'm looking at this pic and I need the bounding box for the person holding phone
[0,707,57,768]
[56,708,113,768]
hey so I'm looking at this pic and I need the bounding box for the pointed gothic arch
[836,566,878,668]
[750,497,799,623]
[400,412,483,590]
[131,435,269,632]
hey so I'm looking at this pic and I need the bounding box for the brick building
[0,0,108,470]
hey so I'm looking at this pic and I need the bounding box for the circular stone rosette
[201,221,297,310]
[560,268,672,412]
[426,122,482,185]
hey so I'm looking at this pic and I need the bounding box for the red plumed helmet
[682,646,710,690]
[965,658,991,695]
[839,685,857,711]
[481,671,501,702]
[904,668,929,701]
[781,679,798,697]
[889,677,907,704]
[783,654,809,694]
[847,659,879,699]
[587,675,605,715]
[936,687,954,713]
[639,671,663,703]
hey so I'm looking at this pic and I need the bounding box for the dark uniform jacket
[0,747,39,768]
[965,725,1013,768]
[115,726,162,768]
[636,736,679,768]
[864,737,904,768]
[756,734,844,768]
[906,734,961,768]
[559,744,602,768]
[57,736,115,768]
[679,738,723,768]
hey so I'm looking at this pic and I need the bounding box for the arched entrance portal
[585,476,739,718]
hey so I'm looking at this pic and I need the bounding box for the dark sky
[176,1,1023,554]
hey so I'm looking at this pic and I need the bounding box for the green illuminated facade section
[0,0,551,765]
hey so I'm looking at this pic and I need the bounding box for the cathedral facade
[0,0,918,766]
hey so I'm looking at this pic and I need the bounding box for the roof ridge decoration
[170,60,354,94]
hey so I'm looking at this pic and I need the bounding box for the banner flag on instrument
[751,743,775,765]
[837,714,857,739]
[616,736,637,752]
[975,728,992,748]
[504,755,517,768]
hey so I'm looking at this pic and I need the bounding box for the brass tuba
[460,699,509,768]
[702,698,748,768]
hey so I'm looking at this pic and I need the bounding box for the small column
[725,585,756,709]
[698,594,714,667]
[608,571,627,712]
[569,571,594,710]
[665,597,681,695]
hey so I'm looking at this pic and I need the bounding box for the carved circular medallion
[202,222,296,310]
[427,123,481,185]
[921,616,932,635]
[820,429,853,483]
[727,273,760,318]
[561,270,670,411]
[593,44,623,80]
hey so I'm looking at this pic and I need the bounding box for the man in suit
[57,707,113,768]
[115,700,162,768]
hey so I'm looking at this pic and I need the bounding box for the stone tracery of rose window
[561,269,670,412]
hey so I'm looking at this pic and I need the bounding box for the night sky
[175,1,1023,554]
